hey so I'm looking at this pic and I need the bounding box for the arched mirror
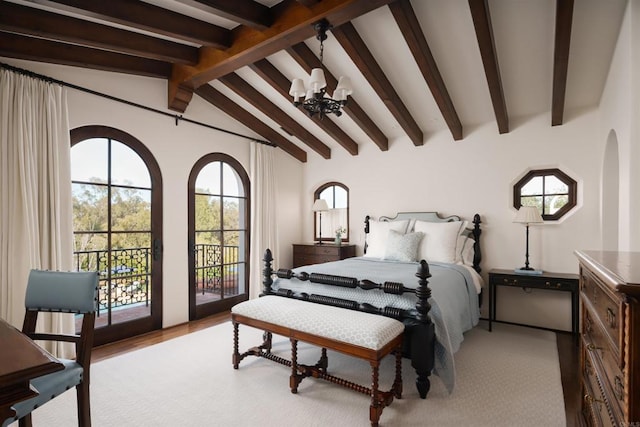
[313,182,349,243]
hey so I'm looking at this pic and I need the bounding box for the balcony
[73,244,241,327]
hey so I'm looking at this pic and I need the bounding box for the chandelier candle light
[513,206,544,275]
[289,19,353,118]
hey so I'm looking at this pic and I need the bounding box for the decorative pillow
[414,220,465,263]
[383,230,425,262]
[364,219,410,258]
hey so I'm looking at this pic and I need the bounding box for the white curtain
[0,68,75,357]
[249,143,279,299]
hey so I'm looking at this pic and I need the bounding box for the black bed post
[472,214,482,273]
[261,249,274,296]
[412,260,435,399]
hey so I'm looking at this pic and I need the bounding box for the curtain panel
[0,68,74,357]
[249,143,278,300]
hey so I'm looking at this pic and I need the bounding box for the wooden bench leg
[232,321,240,369]
[290,338,302,394]
[369,360,381,427]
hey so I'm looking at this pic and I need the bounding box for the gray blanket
[272,257,480,393]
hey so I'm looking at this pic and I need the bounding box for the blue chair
[2,270,98,427]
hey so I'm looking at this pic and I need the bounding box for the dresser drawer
[581,358,616,427]
[581,268,623,362]
[294,245,340,256]
[582,308,626,421]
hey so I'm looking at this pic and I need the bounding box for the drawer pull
[584,394,605,405]
[586,343,602,352]
[606,308,616,329]
[614,376,624,401]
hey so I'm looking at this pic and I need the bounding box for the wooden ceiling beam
[195,85,307,162]
[219,73,331,159]
[0,2,198,65]
[250,59,358,156]
[468,0,509,134]
[551,0,574,126]
[332,22,424,146]
[286,43,389,151]
[389,0,463,141]
[0,32,171,79]
[174,1,273,30]
[39,0,231,48]
[168,0,398,111]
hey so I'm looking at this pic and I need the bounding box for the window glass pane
[223,231,240,261]
[73,182,108,233]
[521,196,543,211]
[71,138,108,183]
[544,175,568,194]
[195,195,221,231]
[111,140,151,188]
[521,176,543,196]
[319,187,334,207]
[222,163,242,196]
[546,195,568,215]
[111,187,151,231]
[223,197,240,230]
[196,162,221,194]
[334,187,347,209]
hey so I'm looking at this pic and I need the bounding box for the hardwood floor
[92,314,580,425]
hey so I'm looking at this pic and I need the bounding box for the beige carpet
[22,321,565,427]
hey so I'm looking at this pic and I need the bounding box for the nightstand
[292,243,356,268]
[488,269,579,338]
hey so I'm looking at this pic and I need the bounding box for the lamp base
[514,268,543,275]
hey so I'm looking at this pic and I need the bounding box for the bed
[260,212,483,399]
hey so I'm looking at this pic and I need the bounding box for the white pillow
[414,220,465,263]
[364,219,410,258]
[456,235,475,266]
[383,230,424,262]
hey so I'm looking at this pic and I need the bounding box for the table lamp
[312,199,329,244]
[513,206,544,273]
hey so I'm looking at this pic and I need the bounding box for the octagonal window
[513,168,577,221]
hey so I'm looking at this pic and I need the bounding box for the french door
[71,126,163,346]
[188,154,249,319]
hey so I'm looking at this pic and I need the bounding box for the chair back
[25,270,98,314]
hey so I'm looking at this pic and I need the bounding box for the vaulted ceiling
[0,0,628,162]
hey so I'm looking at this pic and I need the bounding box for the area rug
[21,321,565,427]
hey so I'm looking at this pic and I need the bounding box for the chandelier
[288,19,353,119]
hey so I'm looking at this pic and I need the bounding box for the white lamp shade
[309,68,327,92]
[335,76,353,95]
[514,206,544,224]
[304,89,314,101]
[289,78,306,98]
[312,198,329,212]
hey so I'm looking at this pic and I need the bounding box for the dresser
[292,243,356,268]
[575,250,640,426]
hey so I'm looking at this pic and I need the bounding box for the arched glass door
[71,126,163,346]
[188,154,249,319]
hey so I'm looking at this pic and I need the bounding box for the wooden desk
[0,318,63,423]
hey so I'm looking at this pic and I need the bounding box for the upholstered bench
[231,295,404,427]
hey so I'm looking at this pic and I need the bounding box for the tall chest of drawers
[575,250,640,426]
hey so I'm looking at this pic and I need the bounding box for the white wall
[302,110,602,332]
[1,58,304,328]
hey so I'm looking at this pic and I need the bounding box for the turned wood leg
[262,331,272,352]
[416,372,431,399]
[318,347,328,374]
[290,338,300,394]
[393,347,403,399]
[232,321,240,369]
[369,361,381,427]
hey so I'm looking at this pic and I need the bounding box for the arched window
[188,154,250,320]
[71,126,163,346]
[513,168,577,221]
[314,182,349,242]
